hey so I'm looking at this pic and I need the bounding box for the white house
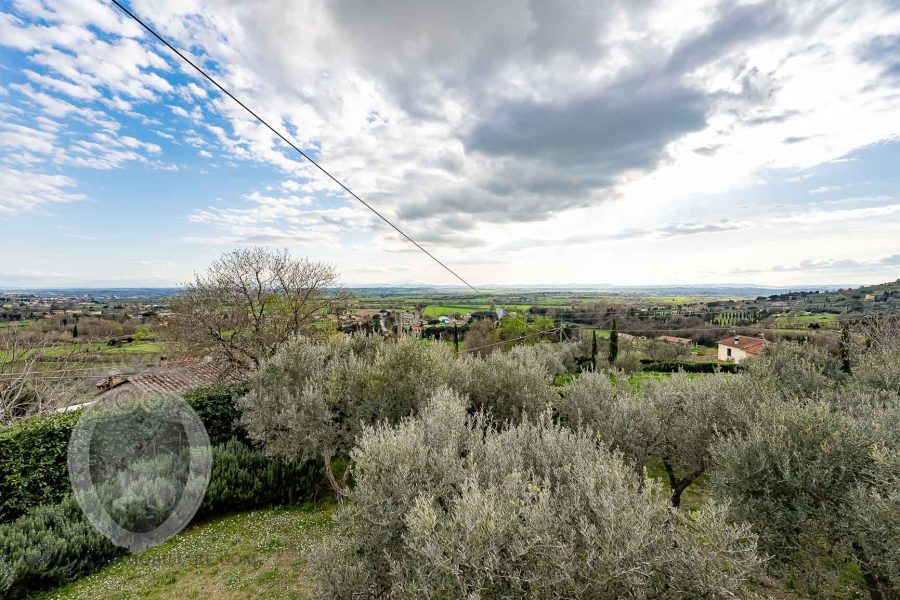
[717,335,766,363]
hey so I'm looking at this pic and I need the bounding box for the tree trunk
[662,459,702,509]
[322,451,348,505]
[852,543,885,600]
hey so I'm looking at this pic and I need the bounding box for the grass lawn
[772,313,839,329]
[0,341,162,362]
[102,341,163,355]
[421,304,532,318]
[0,320,33,329]
[34,504,336,600]
[421,304,481,318]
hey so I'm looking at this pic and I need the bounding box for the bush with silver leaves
[452,349,556,423]
[239,334,454,497]
[315,388,762,599]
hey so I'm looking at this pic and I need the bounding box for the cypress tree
[591,330,598,371]
[839,323,851,375]
[608,319,619,364]
[72,325,78,339]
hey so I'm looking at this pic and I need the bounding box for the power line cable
[108,0,548,335]
[462,328,559,354]
[108,0,478,294]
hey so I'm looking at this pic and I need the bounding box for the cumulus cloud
[0,167,86,214]
[730,253,900,275]
[500,198,900,251]
[127,0,900,231]
[2,0,900,285]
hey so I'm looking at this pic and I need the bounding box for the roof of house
[95,360,240,401]
[655,335,693,344]
[717,335,767,354]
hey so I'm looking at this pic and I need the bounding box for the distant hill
[344,283,846,297]
[762,279,900,316]
[0,288,179,299]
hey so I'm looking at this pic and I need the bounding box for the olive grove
[237,320,898,598]
[315,389,762,599]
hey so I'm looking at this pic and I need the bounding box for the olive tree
[558,372,752,507]
[744,341,843,397]
[316,388,762,599]
[555,371,657,467]
[644,339,690,362]
[462,319,499,357]
[165,247,346,370]
[710,396,899,600]
[507,341,580,377]
[238,335,453,498]
[452,349,556,423]
[841,445,899,599]
[853,344,900,394]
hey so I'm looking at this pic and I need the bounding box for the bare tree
[163,247,346,370]
[463,319,500,357]
[0,328,87,423]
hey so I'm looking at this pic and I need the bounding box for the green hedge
[199,438,320,516]
[184,385,249,445]
[0,411,79,523]
[0,438,319,598]
[0,496,122,598]
[640,361,744,374]
[2,385,262,523]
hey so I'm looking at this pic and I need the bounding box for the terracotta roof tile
[95,360,240,400]
[717,335,767,354]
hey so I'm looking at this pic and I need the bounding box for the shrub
[200,438,320,515]
[0,496,122,598]
[0,410,79,522]
[452,350,556,423]
[240,335,453,497]
[184,385,249,445]
[316,389,762,599]
[710,397,899,598]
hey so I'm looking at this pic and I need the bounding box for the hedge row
[0,438,319,598]
[640,360,745,374]
[0,411,78,522]
[1,385,262,523]
[199,438,320,517]
[0,496,118,598]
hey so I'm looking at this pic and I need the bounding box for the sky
[0,0,899,288]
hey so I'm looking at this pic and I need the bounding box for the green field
[36,505,335,600]
[421,304,481,318]
[772,313,839,329]
[0,341,162,362]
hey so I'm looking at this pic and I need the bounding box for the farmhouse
[717,335,766,363]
